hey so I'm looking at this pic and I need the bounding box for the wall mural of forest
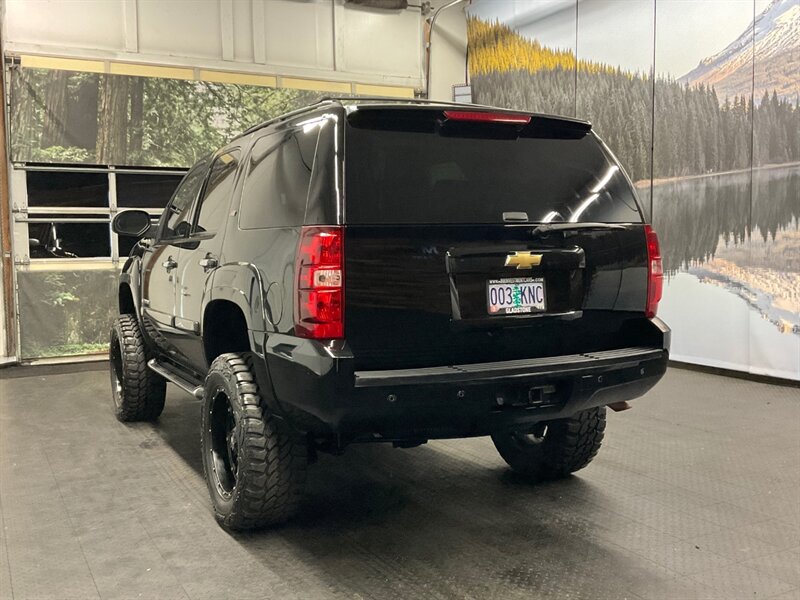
[468,15,800,187]
[10,67,322,167]
[10,66,327,358]
[17,269,118,358]
[468,0,799,380]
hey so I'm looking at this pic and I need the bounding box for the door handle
[162,256,177,271]
[199,254,218,271]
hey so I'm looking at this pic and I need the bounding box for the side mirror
[173,221,192,238]
[113,209,152,238]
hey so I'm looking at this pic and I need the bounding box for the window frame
[25,170,111,210]
[189,147,242,239]
[237,130,283,231]
[342,115,645,226]
[17,167,187,264]
[115,172,187,210]
[155,159,210,244]
[237,125,321,231]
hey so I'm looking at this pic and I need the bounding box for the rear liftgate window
[344,109,643,225]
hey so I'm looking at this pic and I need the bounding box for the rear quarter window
[239,127,319,229]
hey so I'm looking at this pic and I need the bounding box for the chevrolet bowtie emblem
[504,251,542,269]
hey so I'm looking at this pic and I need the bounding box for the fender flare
[118,256,142,317]
[205,263,290,418]
[206,263,274,336]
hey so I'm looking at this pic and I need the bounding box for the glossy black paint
[115,98,670,444]
[344,225,651,370]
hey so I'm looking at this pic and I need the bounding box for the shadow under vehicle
[110,98,670,530]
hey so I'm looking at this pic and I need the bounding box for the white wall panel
[428,2,468,101]
[232,0,255,63]
[2,0,468,94]
[137,0,223,60]
[4,0,126,52]
[340,6,421,77]
[262,0,335,70]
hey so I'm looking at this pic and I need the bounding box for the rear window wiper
[531,222,628,236]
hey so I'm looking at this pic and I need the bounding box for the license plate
[487,277,546,315]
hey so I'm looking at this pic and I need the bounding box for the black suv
[111,98,669,530]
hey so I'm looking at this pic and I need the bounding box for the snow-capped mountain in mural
[680,0,799,102]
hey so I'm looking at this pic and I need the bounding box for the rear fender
[208,263,273,350]
[209,263,294,423]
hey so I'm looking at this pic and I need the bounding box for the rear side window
[345,110,642,225]
[194,150,240,235]
[239,127,319,229]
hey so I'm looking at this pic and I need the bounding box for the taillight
[644,224,663,318]
[443,110,531,125]
[294,226,344,339]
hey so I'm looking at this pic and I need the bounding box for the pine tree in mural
[95,75,130,165]
[129,77,144,161]
[40,70,70,149]
[10,68,322,168]
[468,18,800,183]
[68,73,99,150]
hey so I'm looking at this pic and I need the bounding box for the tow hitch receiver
[527,384,559,409]
[495,384,560,410]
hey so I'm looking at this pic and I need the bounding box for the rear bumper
[354,347,664,387]
[263,318,670,440]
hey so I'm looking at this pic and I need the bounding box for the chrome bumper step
[147,359,204,399]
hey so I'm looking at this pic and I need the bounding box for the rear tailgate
[343,108,652,370]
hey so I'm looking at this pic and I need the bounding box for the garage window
[115,172,182,257]
[26,171,108,208]
[27,218,111,259]
[116,173,184,208]
[23,169,184,261]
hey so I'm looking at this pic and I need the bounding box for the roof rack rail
[233,96,461,140]
[234,99,341,139]
[315,95,449,104]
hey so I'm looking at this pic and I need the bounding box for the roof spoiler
[526,114,592,138]
[349,104,592,139]
[441,109,592,136]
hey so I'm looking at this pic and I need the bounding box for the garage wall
[3,0,469,170]
[2,0,429,88]
[2,0,468,97]
[429,2,469,102]
[467,0,800,381]
[0,253,6,359]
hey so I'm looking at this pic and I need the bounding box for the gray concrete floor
[0,364,798,600]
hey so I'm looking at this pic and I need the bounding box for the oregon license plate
[487,277,546,315]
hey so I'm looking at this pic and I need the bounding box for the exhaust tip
[607,400,632,412]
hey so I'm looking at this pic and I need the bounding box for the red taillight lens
[294,226,344,339]
[644,224,663,318]
[443,110,531,125]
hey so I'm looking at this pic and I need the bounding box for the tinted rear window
[345,110,642,225]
